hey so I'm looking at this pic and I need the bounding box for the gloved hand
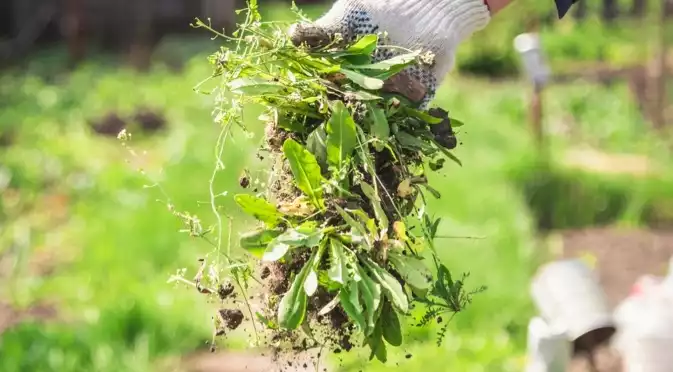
[290,0,491,107]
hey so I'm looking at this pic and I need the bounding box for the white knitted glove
[292,0,491,107]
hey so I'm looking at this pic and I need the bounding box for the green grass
[2,3,673,372]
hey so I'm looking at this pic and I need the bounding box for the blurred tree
[630,0,647,17]
[602,0,620,22]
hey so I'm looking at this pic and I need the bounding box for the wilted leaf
[328,238,349,284]
[392,221,408,241]
[397,179,413,198]
[361,256,409,313]
[326,101,357,170]
[283,139,325,209]
[341,69,384,90]
[234,194,283,226]
[381,301,402,347]
[388,252,433,291]
[350,90,382,101]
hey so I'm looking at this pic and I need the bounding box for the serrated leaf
[227,78,284,95]
[306,124,328,169]
[326,101,357,170]
[381,301,402,347]
[361,256,409,313]
[283,139,325,209]
[328,238,349,284]
[388,252,433,291]
[359,182,388,233]
[341,69,384,90]
[347,34,378,55]
[340,281,367,332]
[234,194,283,226]
[304,270,318,296]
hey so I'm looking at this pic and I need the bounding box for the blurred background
[1,0,673,371]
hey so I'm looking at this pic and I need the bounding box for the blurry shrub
[457,49,520,78]
[509,159,673,231]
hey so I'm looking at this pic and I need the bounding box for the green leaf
[335,205,372,248]
[361,256,409,313]
[347,34,378,55]
[227,78,284,95]
[351,90,382,101]
[234,194,284,226]
[276,112,307,133]
[341,69,384,90]
[366,315,387,363]
[328,238,349,284]
[367,106,390,151]
[340,281,367,332]
[326,101,358,170]
[381,301,402,347]
[357,264,382,335]
[450,118,465,127]
[396,131,436,153]
[388,253,433,291]
[359,182,388,233]
[239,228,283,257]
[263,241,291,262]
[304,270,318,296]
[306,124,328,169]
[403,107,443,124]
[262,227,324,262]
[349,52,419,71]
[283,139,325,209]
[277,254,314,329]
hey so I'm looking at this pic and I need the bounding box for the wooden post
[531,83,545,147]
[64,0,86,67]
[514,32,551,150]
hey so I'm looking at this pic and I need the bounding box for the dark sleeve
[555,0,579,18]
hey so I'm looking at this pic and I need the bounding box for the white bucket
[525,317,571,372]
[531,259,615,350]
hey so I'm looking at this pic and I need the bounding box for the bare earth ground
[560,227,673,372]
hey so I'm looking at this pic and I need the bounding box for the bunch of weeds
[174,0,486,365]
